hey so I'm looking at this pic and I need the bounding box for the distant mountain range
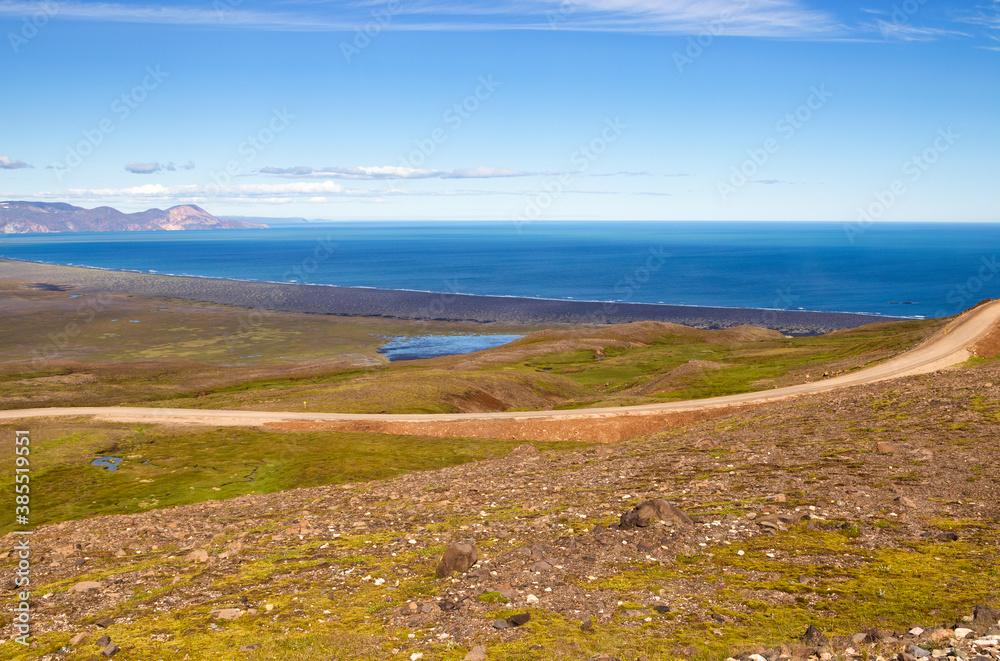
[0,201,268,234]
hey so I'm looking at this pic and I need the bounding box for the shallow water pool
[377,334,523,361]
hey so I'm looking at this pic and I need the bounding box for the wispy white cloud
[0,0,841,37]
[0,155,31,169]
[0,1,330,31]
[35,179,672,205]
[752,178,798,185]
[53,181,348,200]
[259,165,532,179]
[955,0,1000,44]
[587,170,690,177]
[125,160,196,174]
[871,20,971,41]
[441,166,529,178]
[125,161,163,174]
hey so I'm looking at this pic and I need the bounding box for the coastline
[0,257,912,335]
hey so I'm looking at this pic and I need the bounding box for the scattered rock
[619,499,694,529]
[507,613,531,627]
[95,617,114,628]
[69,632,89,645]
[101,643,120,657]
[95,635,111,647]
[492,618,510,630]
[463,646,488,661]
[802,624,828,647]
[211,608,245,620]
[853,629,883,645]
[435,542,478,578]
[910,646,931,658]
[653,605,671,614]
[186,549,209,562]
[974,605,1000,625]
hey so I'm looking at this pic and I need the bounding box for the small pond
[377,334,524,361]
[91,456,123,471]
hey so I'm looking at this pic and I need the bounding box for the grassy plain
[0,278,945,413]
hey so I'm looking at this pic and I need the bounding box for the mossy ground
[3,360,999,661]
[0,419,580,534]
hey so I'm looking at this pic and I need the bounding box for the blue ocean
[1,221,998,320]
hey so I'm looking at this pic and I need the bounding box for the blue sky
[0,0,997,221]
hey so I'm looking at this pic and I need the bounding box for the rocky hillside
[0,201,267,233]
[2,360,999,660]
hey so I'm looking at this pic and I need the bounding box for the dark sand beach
[0,258,909,335]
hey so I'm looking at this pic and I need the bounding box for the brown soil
[5,360,999,659]
[970,324,1000,358]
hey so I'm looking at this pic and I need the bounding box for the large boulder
[619,499,694,529]
[435,542,478,578]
